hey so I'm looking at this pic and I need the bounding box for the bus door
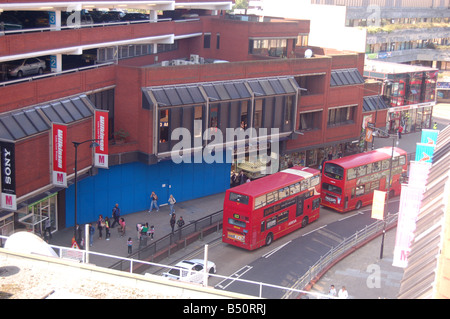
[296,195,304,217]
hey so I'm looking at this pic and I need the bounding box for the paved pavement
[47,109,449,298]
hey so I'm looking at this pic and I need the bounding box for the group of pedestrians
[72,192,185,255]
[327,285,349,299]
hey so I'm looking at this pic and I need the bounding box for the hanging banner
[371,190,385,220]
[52,123,67,187]
[393,161,430,268]
[0,141,17,211]
[420,129,439,145]
[94,110,109,168]
[415,143,435,163]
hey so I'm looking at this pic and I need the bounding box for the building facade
[0,0,366,237]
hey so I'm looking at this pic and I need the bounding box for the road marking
[262,241,292,258]
[215,265,253,290]
[302,225,327,237]
[338,211,363,221]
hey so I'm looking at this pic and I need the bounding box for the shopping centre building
[0,0,368,237]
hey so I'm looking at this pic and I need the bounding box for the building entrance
[19,193,58,238]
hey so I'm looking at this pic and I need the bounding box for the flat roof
[364,60,438,76]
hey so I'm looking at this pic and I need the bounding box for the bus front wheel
[355,201,362,210]
[265,233,274,246]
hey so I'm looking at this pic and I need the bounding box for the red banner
[52,123,67,187]
[94,110,109,168]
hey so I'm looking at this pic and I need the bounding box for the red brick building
[0,1,366,236]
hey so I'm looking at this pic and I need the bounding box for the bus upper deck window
[229,192,249,205]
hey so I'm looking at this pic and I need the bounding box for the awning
[0,94,95,141]
[142,76,301,109]
[330,68,364,87]
[363,95,389,112]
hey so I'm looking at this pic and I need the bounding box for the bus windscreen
[323,163,344,180]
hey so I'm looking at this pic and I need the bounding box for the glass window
[322,183,342,194]
[229,192,249,205]
[324,163,344,180]
[255,195,266,209]
[301,178,310,191]
[228,218,246,228]
[347,168,356,180]
[204,33,211,49]
[278,187,289,200]
[310,175,320,187]
[159,109,169,143]
[355,185,365,196]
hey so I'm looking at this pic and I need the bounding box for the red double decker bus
[321,147,408,213]
[222,166,321,250]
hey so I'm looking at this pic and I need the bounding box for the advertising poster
[52,123,67,187]
[0,141,17,211]
[94,110,109,169]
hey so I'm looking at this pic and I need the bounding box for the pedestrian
[119,217,126,237]
[238,171,246,185]
[149,225,155,240]
[97,215,104,239]
[168,194,176,215]
[177,216,185,229]
[105,217,111,240]
[111,203,120,228]
[44,217,52,240]
[75,224,83,249]
[433,122,438,130]
[88,223,95,247]
[328,285,337,297]
[170,214,176,233]
[127,237,133,254]
[148,191,159,213]
[338,286,348,299]
[397,125,403,139]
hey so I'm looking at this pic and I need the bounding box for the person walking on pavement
[127,237,133,254]
[177,216,185,229]
[88,223,95,247]
[97,215,104,239]
[328,285,337,297]
[111,203,120,228]
[168,194,176,216]
[170,214,176,233]
[397,125,403,139]
[149,225,155,240]
[433,122,438,130]
[105,217,111,240]
[338,286,348,299]
[75,224,83,249]
[119,217,126,237]
[44,217,52,240]
[148,191,159,213]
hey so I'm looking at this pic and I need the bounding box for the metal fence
[109,210,223,272]
[1,211,398,299]
[283,212,398,298]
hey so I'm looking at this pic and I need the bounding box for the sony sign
[0,141,17,211]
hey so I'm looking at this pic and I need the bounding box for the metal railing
[0,211,398,299]
[283,212,398,298]
[109,210,223,272]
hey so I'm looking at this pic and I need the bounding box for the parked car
[121,13,149,22]
[0,12,23,31]
[162,259,216,284]
[7,58,46,78]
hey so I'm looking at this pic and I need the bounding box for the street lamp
[73,139,100,245]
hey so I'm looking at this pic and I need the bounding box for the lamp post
[379,135,398,259]
[73,139,100,245]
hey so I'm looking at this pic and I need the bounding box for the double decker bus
[321,147,407,213]
[222,166,321,250]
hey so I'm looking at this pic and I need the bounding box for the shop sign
[0,141,17,211]
[52,123,67,187]
[94,110,109,169]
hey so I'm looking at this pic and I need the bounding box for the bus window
[301,179,310,191]
[356,165,366,177]
[228,218,246,228]
[372,161,381,172]
[229,192,249,205]
[266,191,278,204]
[392,157,399,167]
[278,187,289,200]
[312,198,320,210]
[255,195,266,209]
[382,159,390,170]
[310,175,320,187]
[324,163,344,180]
[347,168,356,180]
[290,183,300,195]
[322,183,342,194]
[355,185,365,196]
[399,155,406,166]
